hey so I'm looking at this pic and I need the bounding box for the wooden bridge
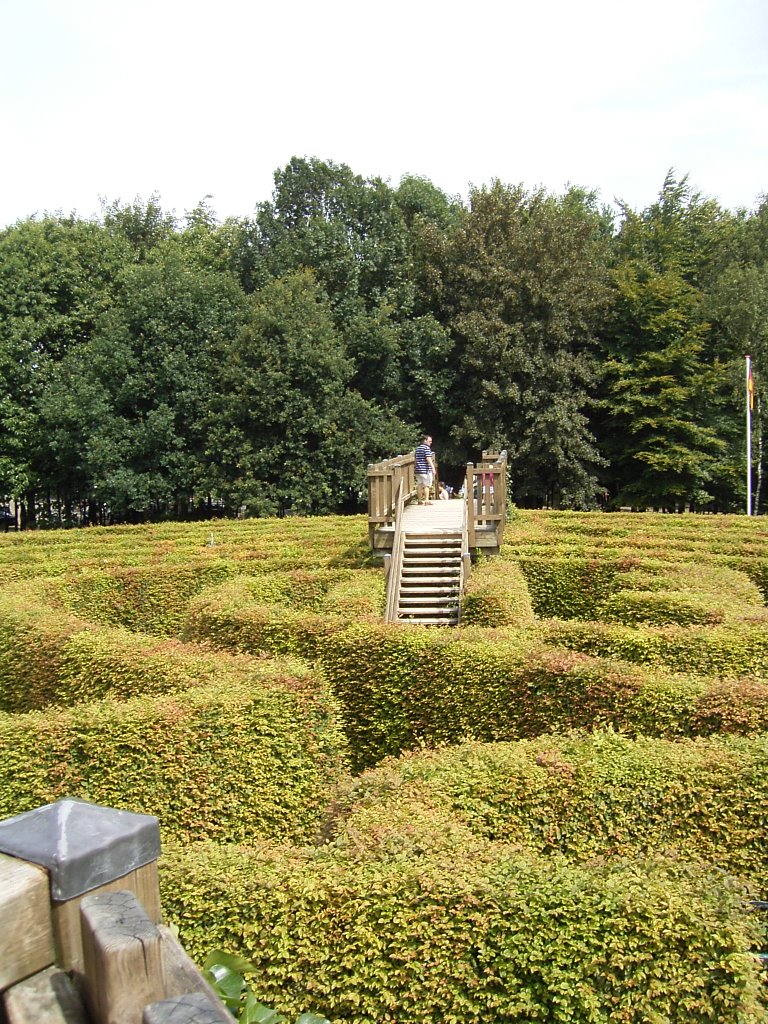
[367,450,507,626]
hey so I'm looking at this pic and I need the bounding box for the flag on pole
[748,361,755,410]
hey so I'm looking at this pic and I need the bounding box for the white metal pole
[746,354,752,516]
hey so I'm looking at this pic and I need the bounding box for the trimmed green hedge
[0,567,385,710]
[514,555,619,619]
[53,563,235,635]
[319,625,536,770]
[0,515,373,582]
[0,580,253,711]
[514,553,768,626]
[160,833,767,1024]
[1,511,768,1021]
[183,571,385,657]
[317,623,768,770]
[0,661,348,845]
[0,583,93,712]
[460,558,535,626]
[330,733,768,882]
[544,619,768,679]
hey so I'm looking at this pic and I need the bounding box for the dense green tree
[612,171,739,289]
[600,174,752,509]
[101,195,177,259]
[600,263,727,508]
[416,181,612,505]
[705,262,768,511]
[2,161,766,527]
[394,174,462,231]
[39,246,248,521]
[204,269,415,515]
[0,215,130,522]
[249,158,453,430]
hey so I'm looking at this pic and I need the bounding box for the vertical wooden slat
[52,862,161,979]
[465,463,476,549]
[80,890,164,1024]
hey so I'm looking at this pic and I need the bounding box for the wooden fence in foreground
[0,798,230,1024]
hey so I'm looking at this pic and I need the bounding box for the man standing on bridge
[415,435,436,505]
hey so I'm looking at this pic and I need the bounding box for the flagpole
[746,354,752,516]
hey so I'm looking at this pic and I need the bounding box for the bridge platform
[401,499,464,531]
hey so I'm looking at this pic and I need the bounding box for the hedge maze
[1,511,767,1022]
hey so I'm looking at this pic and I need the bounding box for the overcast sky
[1,0,766,228]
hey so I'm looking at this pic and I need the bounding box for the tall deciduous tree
[246,157,449,430]
[705,261,768,512]
[39,245,248,521]
[599,174,743,509]
[0,215,130,522]
[205,269,415,514]
[416,181,612,505]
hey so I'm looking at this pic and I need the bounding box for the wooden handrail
[368,448,507,555]
[457,498,471,625]
[367,452,416,546]
[464,450,508,546]
[384,479,409,623]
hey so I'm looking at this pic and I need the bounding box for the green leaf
[204,949,259,975]
[241,993,288,1024]
[203,965,244,1009]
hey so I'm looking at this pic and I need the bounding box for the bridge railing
[384,478,409,624]
[465,450,508,550]
[367,452,418,547]
[367,447,505,553]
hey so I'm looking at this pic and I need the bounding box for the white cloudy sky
[1,0,766,228]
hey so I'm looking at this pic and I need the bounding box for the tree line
[0,157,766,526]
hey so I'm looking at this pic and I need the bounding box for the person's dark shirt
[415,443,434,474]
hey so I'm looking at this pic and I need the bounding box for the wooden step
[401,573,460,583]
[397,614,459,625]
[404,537,461,544]
[404,549,460,556]
[399,586,459,595]
[402,556,461,565]
[388,521,466,627]
[403,531,462,539]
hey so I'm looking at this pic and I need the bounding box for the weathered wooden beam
[0,852,56,991]
[80,889,165,1024]
[157,925,225,1005]
[3,966,89,1024]
[142,991,232,1024]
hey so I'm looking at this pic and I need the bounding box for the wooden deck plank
[401,500,463,531]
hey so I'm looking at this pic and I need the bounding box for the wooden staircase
[395,530,463,625]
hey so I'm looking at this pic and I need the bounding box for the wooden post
[0,799,161,978]
[80,890,165,1024]
[0,802,233,1024]
[0,853,56,991]
[465,463,476,550]
[52,861,162,977]
[367,463,376,546]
